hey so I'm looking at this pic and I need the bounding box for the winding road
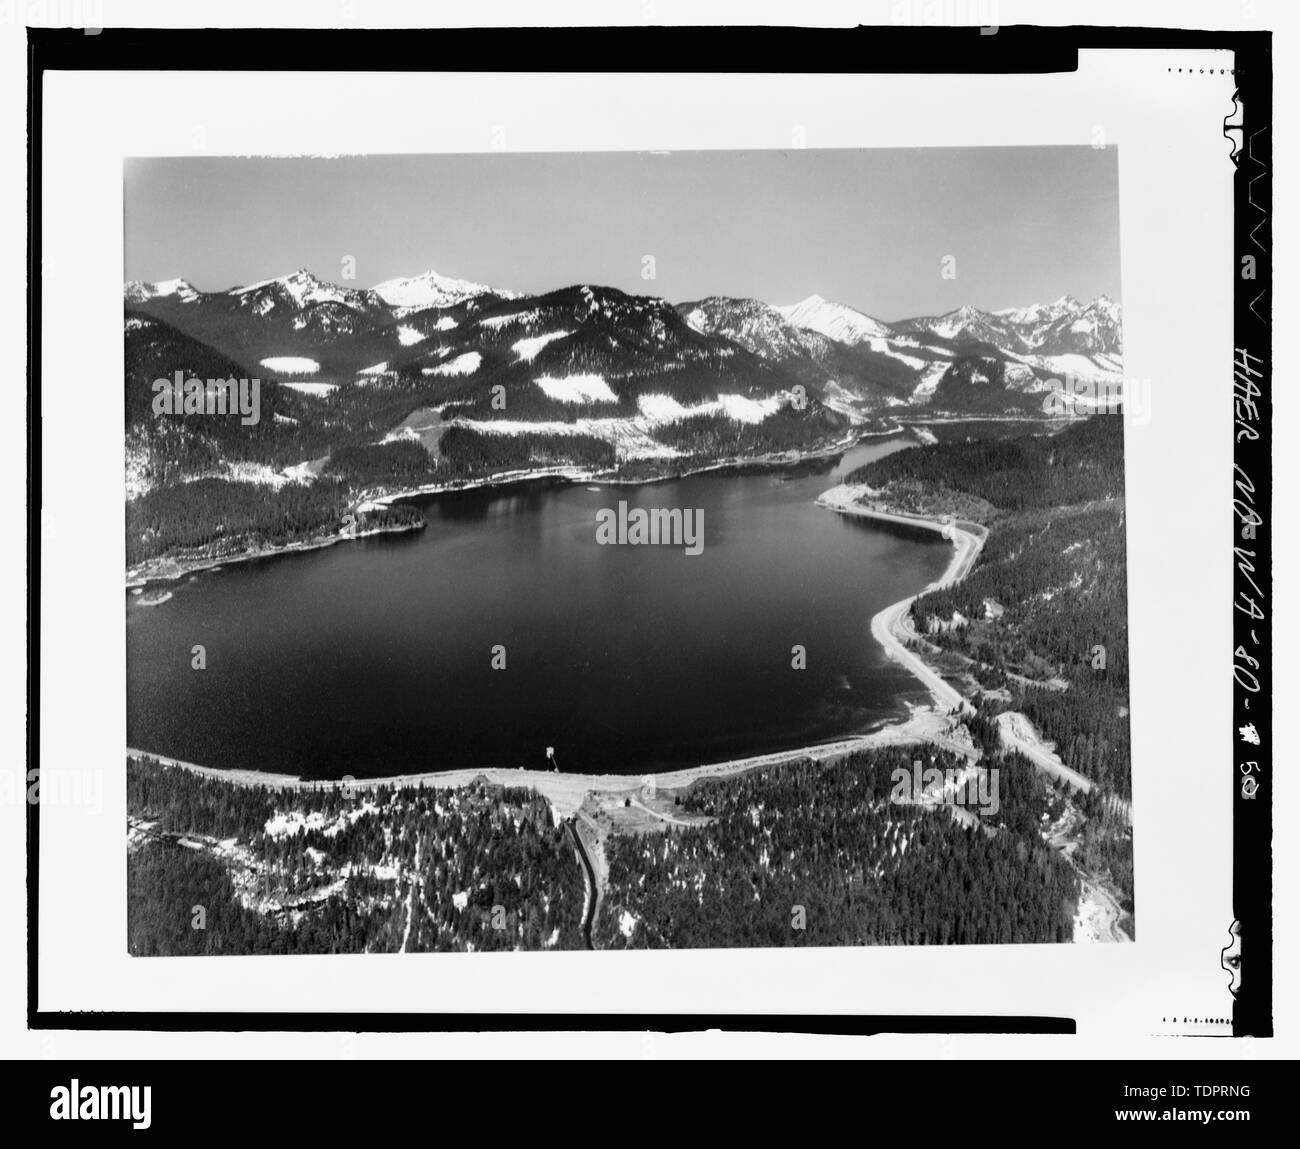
[817,493,986,715]
[565,818,598,950]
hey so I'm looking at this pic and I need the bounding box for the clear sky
[124,147,1120,322]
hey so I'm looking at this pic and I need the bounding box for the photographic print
[123,146,1134,955]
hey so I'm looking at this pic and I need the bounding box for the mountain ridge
[122,265,1124,575]
[124,264,1124,470]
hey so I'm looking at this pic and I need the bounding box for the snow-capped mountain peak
[994,301,1050,324]
[124,277,200,304]
[218,269,403,324]
[777,294,891,344]
[990,294,1122,358]
[912,304,1025,350]
[230,268,356,310]
[371,268,516,315]
[680,296,823,360]
[1089,294,1120,322]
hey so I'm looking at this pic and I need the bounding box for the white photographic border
[30,46,1244,1041]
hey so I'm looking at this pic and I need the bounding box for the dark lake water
[126,435,951,779]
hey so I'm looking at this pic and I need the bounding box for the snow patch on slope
[535,374,618,403]
[513,330,569,362]
[260,356,320,375]
[911,362,950,401]
[636,392,782,425]
[423,351,481,378]
[479,309,540,332]
[867,336,928,370]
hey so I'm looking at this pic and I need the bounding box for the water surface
[127,437,950,778]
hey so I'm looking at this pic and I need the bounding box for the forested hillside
[649,401,850,457]
[849,414,1124,511]
[842,416,1133,920]
[125,478,423,566]
[595,746,1079,948]
[127,757,586,955]
[846,415,1131,790]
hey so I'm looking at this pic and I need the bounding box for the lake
[126,435,951,779]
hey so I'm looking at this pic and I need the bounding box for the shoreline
[125,484,992,818]
[815,488,989,715]
[125,519,426,589]
[370,424,890,503]
[124,425,900,589]
[127,700,976,821]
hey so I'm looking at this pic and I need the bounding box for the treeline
[128,756,277,839]
[595,746,1078,949]
[1075,789,1136,927]
[124,315,443,568]
[128,843,293,956]
[905,419,1049,446]
[126,422,222,490]
[927,355,1047,414]
[323,440,439,487]
[914,502,1131,796]
[919,502,1127,667]
[128,838,416,957]
[384,292,804,423]
[124,310,294,436]
[436,425,617,477]
[839,416,1133,910]
[649,400,849,457]
[128,399,333,474]
[127,477,352,565]
[847,415,1124,512]
[125,301,852,566]
[127,757,586,955]
[839,344,917,398]
[854,418,1132,799]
